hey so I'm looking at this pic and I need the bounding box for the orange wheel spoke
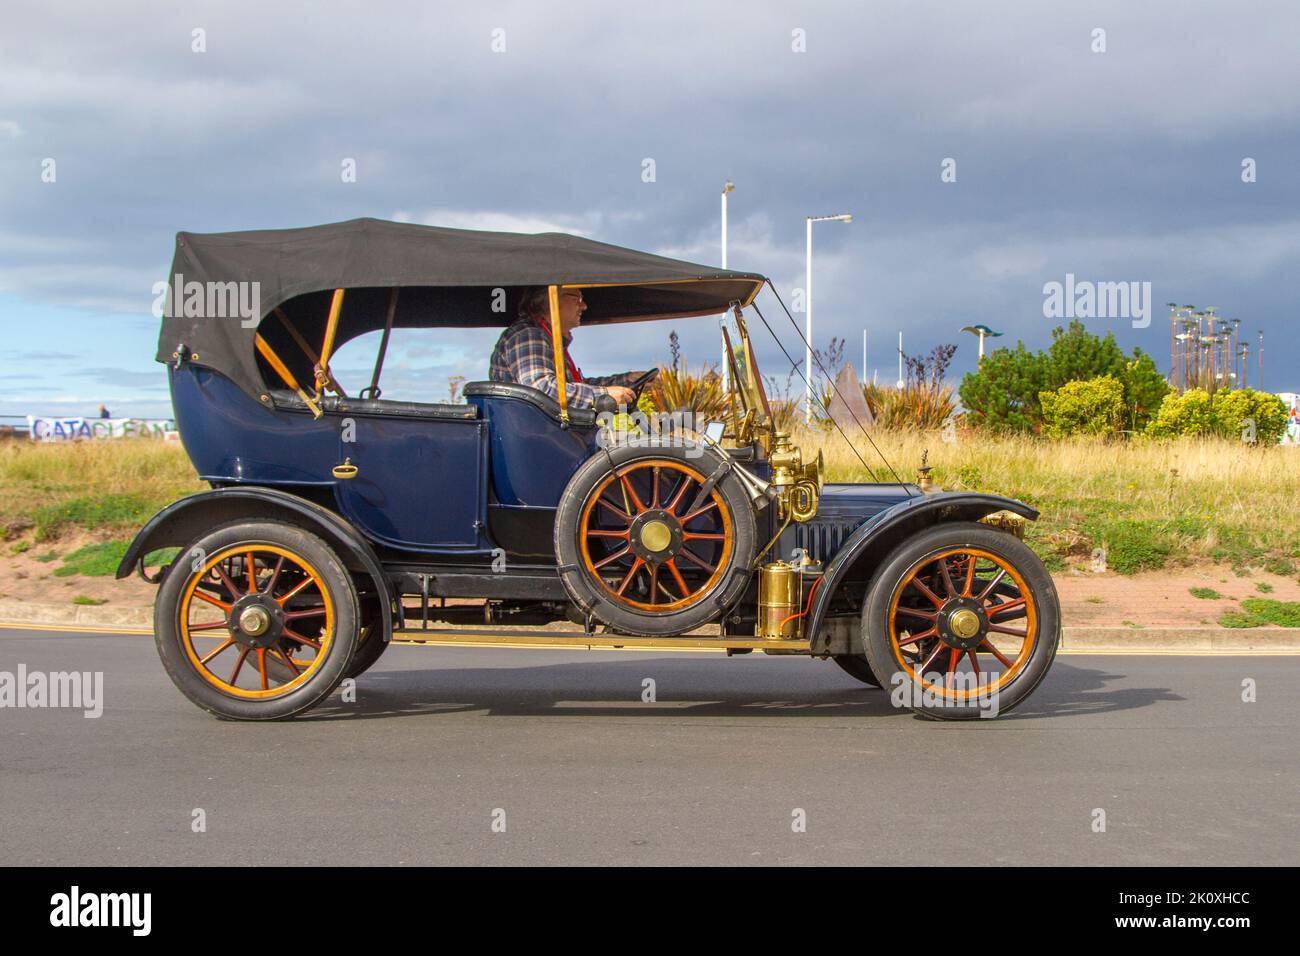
[651,467,661,508]
[676,547,714,573]
[192,589,232,612]
[263,555,286,595]
[920,642,946,673]
[213,562,243,600]
[284,607,326,621]
[199,638,235,665]
[666,475,692,513]
[665,559,690,596]
[594,545,631,570]
[246,550,258,594]
[962,555,977,597]
[618,473,646,513]
[987,597,1027,617]
[682,531,725,541]
[681,501,719,523]
[979,640,1014,668]
[597,497,633,524]
[987,624,1027,638]
[897,627,938,647]
[274,647,301,676]
[281,628,322,650]
[257,649,269,690]
[909,576,944,608]
[229,647,250,685]
[945,648,961,687]
[187,619,230,632]
[648,563,660,604]
[587,529,630,538]
[897,606,937,622]
[938,559,958,598]
[616,558,644,596]
[277,576,316,607]
[967,650,981,675]
[976,568,1007,602]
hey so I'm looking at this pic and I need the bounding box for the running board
[391,626,812,653]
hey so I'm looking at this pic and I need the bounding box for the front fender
[115,486,393,641]
[806,492,1037,652]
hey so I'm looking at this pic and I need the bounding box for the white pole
[897,331,904,389]
[721,187,729,391]
[805,217,814,421]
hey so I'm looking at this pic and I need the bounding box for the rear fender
[115,486,393,641]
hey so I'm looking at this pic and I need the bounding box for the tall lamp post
[960,324,1003,365]
[805,213,852,420]
[720,182,735,391]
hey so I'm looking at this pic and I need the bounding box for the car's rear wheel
[555,445,757,637]
[154,521,360,720]
[861,521,1059,720]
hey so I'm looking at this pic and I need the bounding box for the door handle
[332,458,359,480]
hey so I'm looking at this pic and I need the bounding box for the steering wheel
[628,367,659,399]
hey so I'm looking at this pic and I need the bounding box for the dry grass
[801,424,1300,573]
[0,438,202,540]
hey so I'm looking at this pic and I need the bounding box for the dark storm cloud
[1,0,1297,390]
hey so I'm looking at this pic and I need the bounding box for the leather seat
[269,390,478,421]
[463,381,597,427]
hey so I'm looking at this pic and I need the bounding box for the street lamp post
[805,213,852,420]
[721,181,734,391]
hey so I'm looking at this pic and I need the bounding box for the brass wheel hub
[229,594,285,649]
[628,509,683,562]
[936,597,988,650]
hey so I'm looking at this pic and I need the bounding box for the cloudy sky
[1,0,1297,419]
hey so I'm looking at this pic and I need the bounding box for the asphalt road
[1,627,1295,866]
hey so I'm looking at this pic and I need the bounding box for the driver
[489,286,638,409]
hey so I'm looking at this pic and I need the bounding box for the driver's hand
[605,386,636,406]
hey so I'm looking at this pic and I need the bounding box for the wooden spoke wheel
[155,522,360,720]
[861,522,1059,720]
[556,447,756,637]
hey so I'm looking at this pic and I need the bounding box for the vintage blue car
[118,218,1059,720]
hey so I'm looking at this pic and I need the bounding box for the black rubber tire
[154,521,360,720]
[343,598,390,679]
[832,653,881,686]
[555,444,757,637]
[861,521,1059,721]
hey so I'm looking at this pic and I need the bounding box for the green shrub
[1145,387,1288,443]
[1144,388,1216,438]
[55,540,130,578]
[1093,519,1172,574]
[1219,598,1300,628]
[1039,375,1125,438]
[1189,587,1222,600]
[1211,388,1288,444]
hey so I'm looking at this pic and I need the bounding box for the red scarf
[534,316,583,383]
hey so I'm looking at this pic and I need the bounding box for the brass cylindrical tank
[758,561,803,640]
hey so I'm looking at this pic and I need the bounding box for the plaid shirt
[489,318,614,409]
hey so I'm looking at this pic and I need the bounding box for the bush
[861,382,957,431]
[1038,375,1125,438]
[643,361,732,422]
[1092,518,1172,574]
[1145,387,1287,443]
[959,320,1169,433]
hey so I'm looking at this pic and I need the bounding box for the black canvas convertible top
[157,217,766,401]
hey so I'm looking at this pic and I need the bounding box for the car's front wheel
[861,521,1059,720]
[154,521,360,720]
